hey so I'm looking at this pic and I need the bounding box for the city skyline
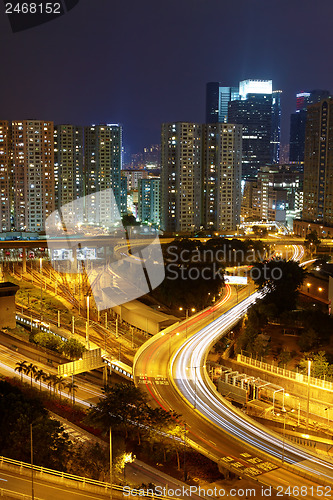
[1,0,333,152]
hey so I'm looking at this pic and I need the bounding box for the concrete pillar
[73,247,78,272]
[22,248,27,274]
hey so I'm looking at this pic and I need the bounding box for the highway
[0,469,112,500]
[134,246,333,496]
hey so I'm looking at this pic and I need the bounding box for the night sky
[1,0,333,154]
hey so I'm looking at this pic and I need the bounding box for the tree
[33,331,64,353]
[63,338,85,360]
[55,376,66,400]
[122,214,139,227]
[298,327,319,351]
[25,363,37,387]
[277,349,292,368]
[304,231,321,255]
[0,380,72,469]
[15,360,28,382]
[45,373,57,396]
[34,369,46,391]
[65,379,78,406]
[87,383,149,438]
[299,351,331,379]
[251,259,306,313]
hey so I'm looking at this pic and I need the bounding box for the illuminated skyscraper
[161,122,202,232]
[84,124,122,225]
[302,98,333,226]
[161,122,242,233]
[54,124,84,221]
[0,121,12,231]
[207,79,280,177]
[206,83,239,123]
[138,178,160,226]
[203,123,242,231]
[12,120,55,232]
[289,90,330,164]
[229,92,272,179]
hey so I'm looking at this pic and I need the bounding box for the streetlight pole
[282,411,286,463]
[183,422,187,482]
[109,427,113,500]
[272,388,284,414]
[86,295,90,349]
[306,359,311,431]
[30,423,34,500]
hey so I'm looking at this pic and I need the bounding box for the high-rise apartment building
[241,165,303,225]
[229,93,272,179]
[203,124,242,231]
[138,178,160,226]
[12,120,55,232]
[161,123,202,233]
[84,124,122,226]
[161,122,242,233]
[122,169,149,191]
[289,90,330,164]
[120,175,128,216]
[54,125,84,222]
[302,98,333,226]
[207,80,280,178]
[0,121,12,231]
[271,90,282,164]
[206,83,239,124]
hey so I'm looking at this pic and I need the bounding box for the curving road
[134,249,333,497]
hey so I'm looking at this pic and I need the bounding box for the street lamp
[306,282,311,293]
[272,388,284,414]
[86,295,90,349]
[306,359,311,431]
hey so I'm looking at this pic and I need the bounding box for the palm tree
[34,369,46,391]
[50,374,59,396]
[25,363,37,387]
[14,360,28,382]
[66,379,78,406]
[55,376,66,400]
[45,373,54,395]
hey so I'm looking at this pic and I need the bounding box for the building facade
[206,83,239,124]
[241,165,303,226]
[138,178,160,226]
[228,94,273,179]
[84,124,122,226]
[302,98,333,227]
[203,124,242,231]
[161,123,202,233]
[161,122,242,234]
[0,121,12,231]
[207,79,281,178]
[12,120,55,232]
[289,90,330,164]
[54,124,84,223]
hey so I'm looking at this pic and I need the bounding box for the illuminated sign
[224,275,248,285]
[239,79,272,99]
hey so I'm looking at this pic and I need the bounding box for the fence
[237,354,333,391]
[0,456,177,500]
[0,488,43,499]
